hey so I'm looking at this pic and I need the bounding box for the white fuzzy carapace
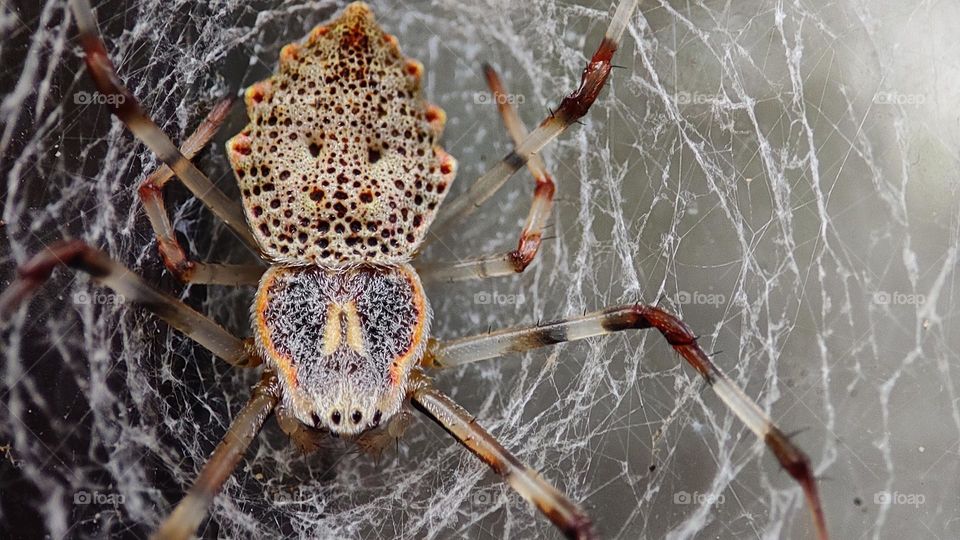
[253,265,429,435]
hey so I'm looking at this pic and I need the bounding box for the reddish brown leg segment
[428,0,638,236]
[153,370,279,540]
[418,66,556,282]
[409,371,594,540]
[137,98,264,286]
[425,305,829,540]
[0,240,260,367]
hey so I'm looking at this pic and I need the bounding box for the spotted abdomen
[227,2,456,266]
[253,265,428,434]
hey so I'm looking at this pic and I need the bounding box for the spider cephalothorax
[253,265,428,435]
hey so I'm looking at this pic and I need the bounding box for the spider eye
[311,413,322,427]
[331,410,342,425]
[352,410,363,423]
[372,410,382,426]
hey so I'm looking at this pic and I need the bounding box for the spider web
[2,0,960,538]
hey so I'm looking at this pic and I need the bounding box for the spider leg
[153,369,279,540]
[67,0,259,252]
[417,65,555,282]
[408,371,594,540]
[427,0,638,237]
[423,304,829,540]
[275,401,325,454]
[137,97,265,285]
[0,240,260,367]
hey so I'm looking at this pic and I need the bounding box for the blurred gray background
[1,0,959,538]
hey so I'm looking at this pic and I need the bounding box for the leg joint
[508,234,543,273]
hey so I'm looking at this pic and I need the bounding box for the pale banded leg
[423,305,829,540]
[408,371,594,540]
[137,97,264,286]
[153,370,279,540]
[68,0,259,251]
[427,0,638,237]
[418,65,555,282]
[0,240,260,368]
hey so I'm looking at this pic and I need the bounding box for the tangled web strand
[2,0,960,539]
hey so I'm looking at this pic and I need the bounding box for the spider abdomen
[227,2,457,267]
[253,264,429,434]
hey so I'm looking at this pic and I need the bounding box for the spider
[0,1,829,539]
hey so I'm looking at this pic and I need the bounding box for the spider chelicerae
[0,1,829,539]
